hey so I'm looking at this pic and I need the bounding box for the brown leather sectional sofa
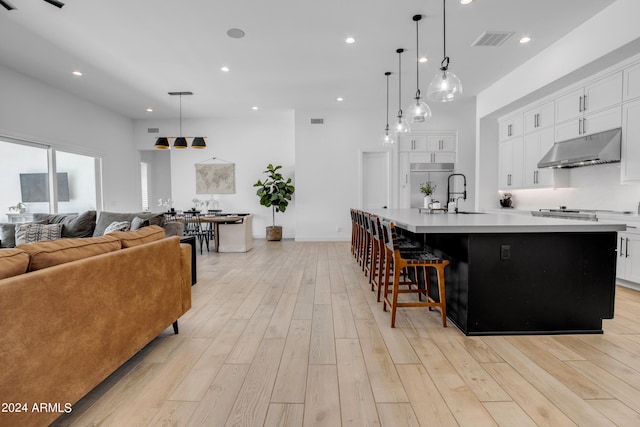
[0,225,192,427]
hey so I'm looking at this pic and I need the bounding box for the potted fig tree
[253,164,295,241]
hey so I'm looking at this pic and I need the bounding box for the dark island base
[406,231,618,336]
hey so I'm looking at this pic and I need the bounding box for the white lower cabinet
[617,230,640,284]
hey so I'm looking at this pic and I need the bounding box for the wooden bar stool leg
[436,264,447,327]
[390,265,403,328]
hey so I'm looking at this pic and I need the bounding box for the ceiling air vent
[472,31,514,47]
[310,118,324,124]
[147,128,159,133]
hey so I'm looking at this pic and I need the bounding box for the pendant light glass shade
[427,66,463,102]
[427,0,463,103]
[381,72,396,145]
[395,48,410,134]
[154,137,170,149]
[406,15,432,123]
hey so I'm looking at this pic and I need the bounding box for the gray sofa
[0,210,183,248]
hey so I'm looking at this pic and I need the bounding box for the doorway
[360,151,390,210]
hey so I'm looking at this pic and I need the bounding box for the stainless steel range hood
[537,128,621,169]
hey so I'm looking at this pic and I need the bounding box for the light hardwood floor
[53,240,640,426]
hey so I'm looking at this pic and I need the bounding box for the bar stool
[370,215,386,302]
[381,220,448,328]
[362,212,374,275]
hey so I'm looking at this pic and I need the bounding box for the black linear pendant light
[427,0,463,102]
[154,92,207,149]
[381,71,395,145]
[406,14,432,123]
[394,49,410,134]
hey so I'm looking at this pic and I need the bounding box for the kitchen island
[368,209,627,335]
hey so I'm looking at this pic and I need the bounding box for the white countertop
[367,208,627,234]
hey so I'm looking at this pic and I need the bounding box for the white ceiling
[0,0,617,120]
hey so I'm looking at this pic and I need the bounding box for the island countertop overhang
[367,208,627,234]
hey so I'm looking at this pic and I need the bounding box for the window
[0,137,102,221]
[141,161,149,211]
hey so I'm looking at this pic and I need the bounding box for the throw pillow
[104,221,130,235]
[131,216,150,231]
[0,223,16,248]
[14,223,63,246]
[33,210,96,238]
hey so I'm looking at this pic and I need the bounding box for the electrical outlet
[500,244,511,260]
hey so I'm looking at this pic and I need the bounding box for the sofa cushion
[15,223,63,246]
[18,235,121,271]
[104,221,131,234]
[108,225,165,248]
[0,248,30,279]
[93,212,165,237]
[32,210,96,238]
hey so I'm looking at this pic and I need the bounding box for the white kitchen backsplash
[499,163,640,212]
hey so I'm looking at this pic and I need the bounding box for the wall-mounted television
[19,173,70,203]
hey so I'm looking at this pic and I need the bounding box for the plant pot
[266,226,282,241]
[423,196,432,208]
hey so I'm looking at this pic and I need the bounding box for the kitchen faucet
[447,173,467,213]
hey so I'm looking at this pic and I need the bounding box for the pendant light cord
[179,94,183,136]
[415,17,420,99]
[441,0,449,71]
[385,72,391,130]
[397,48,404,117]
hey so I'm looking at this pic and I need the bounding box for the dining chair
[183,211,209,254]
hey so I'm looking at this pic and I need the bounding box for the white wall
[294,99,477,241]
[0,64,139,212]
[476,0,640,212]
[133,113,295,238]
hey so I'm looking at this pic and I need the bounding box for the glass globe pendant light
[381,72,396,145]
[427,0,463,102]
[406,15,432,123]
[394,48,410,134]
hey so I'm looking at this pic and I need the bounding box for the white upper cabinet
[622,98,640,182]
[524,101,554,134]
[555,72,623,123]
[554,106,622,142]
[623,62,640,102]
[523,128,566,188]
[398,135,428,151]
[498,137,524,190]
[427,135,456,151]
[499,114,523,140]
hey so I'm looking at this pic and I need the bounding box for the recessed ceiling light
[226,28,245,39]
[146,108,153,112]
[419,57,428,63]
[336,97,344,102]
[72,70,83,76]
[345,37,355,44]
[251,106,259,110]
[221,66,230,72]
[520,36,532,44]
[461,0,473,5]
